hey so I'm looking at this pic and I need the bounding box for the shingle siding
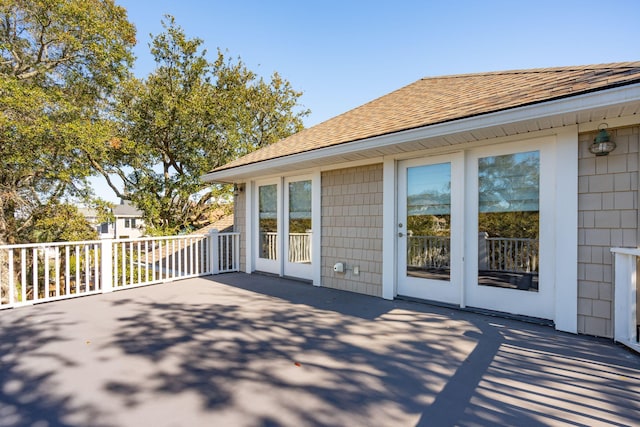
[321,164,383,297]
[578,126,639,337]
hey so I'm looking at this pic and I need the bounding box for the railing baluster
[195,238,200,275]
[152,239,157,280]
[94,243,100,290]
[144,240,149,283]
[21,249,26,302]
[32,248,38,301]
[8,250,15,305]
[177,239,181,277]
[128,241,133,285]
[113,242,119,288]
[44,248,50,298]
[137,241,141,285]
[84,244,90,293]
[55,247,60,297]
[121,242,126,286]
[65,246,70,295]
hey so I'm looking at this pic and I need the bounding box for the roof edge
[203,82,640,183]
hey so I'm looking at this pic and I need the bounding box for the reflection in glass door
[477,151,539,291]
[285,178,312,279]
[406,163,451,281]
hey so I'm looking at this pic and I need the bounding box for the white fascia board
[202,83,640,183]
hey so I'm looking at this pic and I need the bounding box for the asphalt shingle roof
[214,62,640,172]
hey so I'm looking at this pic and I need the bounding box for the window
[477,151,540,292]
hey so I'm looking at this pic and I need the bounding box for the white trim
[202,84,640,183]
[382,158,397,300]
[245,181,254,274]
[312,170,322,286]
[611,247,640,256]
[279,176,285,276]
[554,127,578,333]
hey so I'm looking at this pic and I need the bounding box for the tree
[25,202,98,243]
[94,17,309,235]
[0,0,135,244]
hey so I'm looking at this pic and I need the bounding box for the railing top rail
[0,239,104,250]
[0,232,241,250]
[611,247,640,256]
[112,234,208,243]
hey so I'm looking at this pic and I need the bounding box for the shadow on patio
[0,272,638,426]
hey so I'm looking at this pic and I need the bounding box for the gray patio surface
[0,273,638,427]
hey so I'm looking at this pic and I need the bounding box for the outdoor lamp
[589,123,616,156]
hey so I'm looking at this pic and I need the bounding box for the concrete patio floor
[0,273,638,427]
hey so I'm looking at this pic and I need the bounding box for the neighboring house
[202,62,640,339]
[98,201,145,239]
[78,207,101,233]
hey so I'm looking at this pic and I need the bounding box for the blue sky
[94,0,640,202]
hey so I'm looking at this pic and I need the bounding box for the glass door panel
[288,180,312,264]
[477,151,539,292]
[284,177,313,280]
[258,184,278,261]
[406,163,451,281]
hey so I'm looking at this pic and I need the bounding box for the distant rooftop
[113,200,142,217]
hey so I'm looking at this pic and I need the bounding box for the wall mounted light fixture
[589,123,616,156]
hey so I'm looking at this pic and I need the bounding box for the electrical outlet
[353,265,360,275]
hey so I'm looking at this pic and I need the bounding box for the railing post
[209,229,219,275]
[101,239,113,293]
[613,251,636,344]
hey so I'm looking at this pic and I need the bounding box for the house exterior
[99,201,145,239]
[203,62,640,339]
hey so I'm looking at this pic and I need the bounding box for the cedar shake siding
[321,164,383,297]
[578,125,639,337]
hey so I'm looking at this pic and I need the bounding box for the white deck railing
[611,247,639,353]
[0,230,239,310]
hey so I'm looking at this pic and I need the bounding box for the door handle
[398,232,404,237]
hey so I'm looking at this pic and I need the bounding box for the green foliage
[0,0,135,244]
[25,202,98,242]
[97,16,308,235]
